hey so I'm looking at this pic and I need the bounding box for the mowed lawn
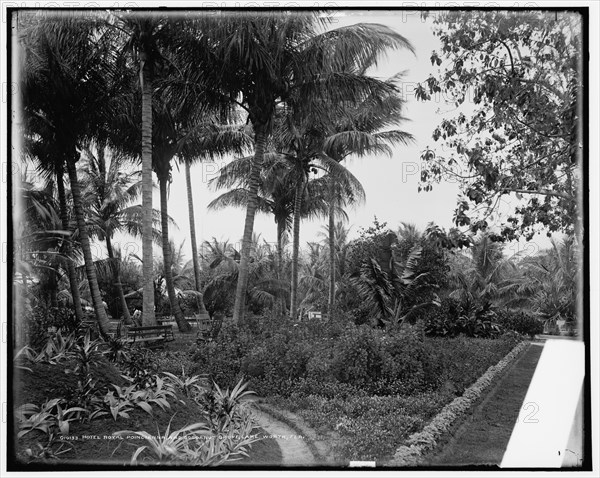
[426,343,544,466]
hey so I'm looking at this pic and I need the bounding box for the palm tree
[55,164,85,321]
[184,161,203,304]
[200,236,283,320]
[116,14,162,327]
[322,88,414,318]
[448,233,509,306]
[17,176,64,309]
[518,237,579,332]
[20,13,112,336]
[287,158,364,320]
[79,142,146,324]
[270,102,374,319]
[209,153,340,274]
[151,113,250,332]
[318,221,352,308]
[151,110,192,332]
[185,13,413,322]
[23,128,85,322]
[113,12,197,326]
[179,123,253,315]
[350,243,435,328]
[210,153,343,315]
[108,13,233,331]
[297,242,328,314]
[397,222,423,246]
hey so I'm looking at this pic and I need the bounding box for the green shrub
[155,350,194,376]
[122,347,159,389]
[496,310,544,338]
[425,298,503,338]
[377,333,440,395]
[191,324,250,388]
[291,378,365,399]
[24,306,79,350]
[424,297,463,337]
[331,325,384,388]
[305,343,336,382]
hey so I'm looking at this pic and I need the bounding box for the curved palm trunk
[106,235,133,325]
[140,59,156,326]
[185,161,207,314]
[327,176,336,319]
[233,128,267,323]
[159,176,191,333]
[65,157,110,338]
[289,176,304,319]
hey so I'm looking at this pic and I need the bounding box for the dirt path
[249,406,316,466]
[426,342,544,466]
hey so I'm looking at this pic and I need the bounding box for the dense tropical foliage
[11,8,584,469]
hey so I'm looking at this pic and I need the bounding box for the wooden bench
[157,315,173,325]
[125,325,174,346]
[184,312,209,327]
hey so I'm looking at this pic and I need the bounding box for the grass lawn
[425,343,543,466]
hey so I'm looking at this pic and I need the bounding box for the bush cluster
[495,309,544,338]
[424,298,503,338]
[24,305,79,350]
[190,315,521,399]
[424,298,544,340]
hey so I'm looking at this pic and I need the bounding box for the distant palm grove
[11,9,584,467]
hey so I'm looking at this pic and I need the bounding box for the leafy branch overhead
[415,11,582,241]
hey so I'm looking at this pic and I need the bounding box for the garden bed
[259,335,524,464]
[12,336,275,468]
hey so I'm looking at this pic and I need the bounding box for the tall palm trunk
[233,128,266,323]
[185,160,207,314]
[57,172,81,316]
[327,176,336,319]
[140,56,156,326]
[289,176,304,319]
[65,156,110,337]
[274,219,286,316]
[106,235,133,325]
[159,175,191,333]
[276,220,285,271]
